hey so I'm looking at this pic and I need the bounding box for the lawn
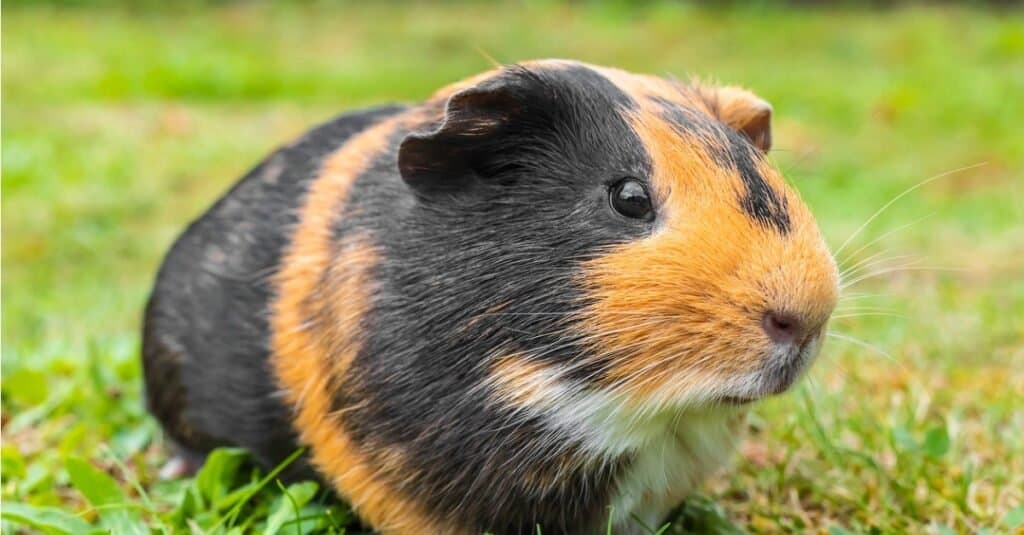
[2,2,1023,533]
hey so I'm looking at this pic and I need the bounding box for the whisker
[831,312,908,320]
[837,213,935,268]
[834,311,898,317]
[826,331,927,394]
[841,265,964,289]
[833,162,986,257]
[809,352,852,383]
[840,253,920,282]
[841,257,925,287]
[833,306,899,312]
[826,331,897,363]
[839,246,896,277]
[837,292,889,302]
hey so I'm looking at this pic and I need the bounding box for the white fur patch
[607,407,744,531]
[485,365,748,530]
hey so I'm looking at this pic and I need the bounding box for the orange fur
[589,65,713,112]
[712,86,773,151]
[576,75,838,404]
[589,64,772,150]
[488,353,558,408]
[270,114,448,534]
[270,61,838,531]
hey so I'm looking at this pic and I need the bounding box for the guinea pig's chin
[709,335,825,407]
[757,335,824,398]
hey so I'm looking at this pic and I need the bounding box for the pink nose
[762,310,805,346]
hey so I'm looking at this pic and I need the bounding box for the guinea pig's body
[143,60,838,534]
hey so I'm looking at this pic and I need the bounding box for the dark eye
[609,178,653,220]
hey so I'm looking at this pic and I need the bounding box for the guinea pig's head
[398,60,838,414]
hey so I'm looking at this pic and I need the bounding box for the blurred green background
[3,2,1023,533]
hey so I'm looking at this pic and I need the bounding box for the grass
[2,2,1023,533]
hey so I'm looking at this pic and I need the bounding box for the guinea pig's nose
[761,310,805,346]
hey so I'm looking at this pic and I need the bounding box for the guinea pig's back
[141,104,406,472]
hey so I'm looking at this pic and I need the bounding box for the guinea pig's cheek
[575,245,722,406]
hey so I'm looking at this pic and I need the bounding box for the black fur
[651,96,791,234]
[143,63,780,533]
[329,64,651,532]
[142,104,406,479]
[143,64,655,531]
[725,129,791,234]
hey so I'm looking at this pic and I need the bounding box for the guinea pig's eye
[609,178,653,220]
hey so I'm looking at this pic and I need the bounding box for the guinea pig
[142,59,839,534]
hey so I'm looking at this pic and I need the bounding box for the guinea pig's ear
[715,86,773,152]
[398,72,541,194]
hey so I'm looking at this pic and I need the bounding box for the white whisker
[826,331,897,363]
[831,312,908,320]
[839,247,896,278]
[841,265,964,289]
[837,213,935,268]
[837,292,889,302]
[840,253,921,283]
[833,162,986,257]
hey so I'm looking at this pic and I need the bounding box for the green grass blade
[1,502,93,535]
[265,480,319,535]
[66,456,144,533]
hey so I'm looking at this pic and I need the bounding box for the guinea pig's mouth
[711,331,825,407]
